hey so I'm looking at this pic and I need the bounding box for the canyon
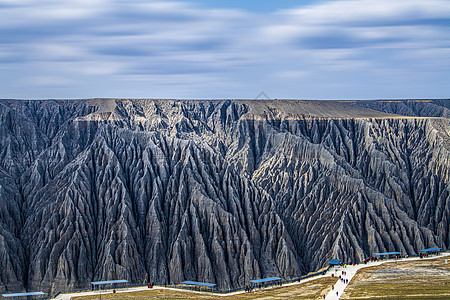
[0,99,448,295]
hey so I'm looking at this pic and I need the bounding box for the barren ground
[73,277,338,300]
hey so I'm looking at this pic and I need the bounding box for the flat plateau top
[86,98,448,120]
[236,99,399,119]
[1,98,448,120]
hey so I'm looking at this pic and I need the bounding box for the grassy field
[73,277,338,300]
[341,256,450,299]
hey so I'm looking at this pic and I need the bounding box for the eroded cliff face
[0,99,448,294]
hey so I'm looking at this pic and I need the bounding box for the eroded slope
[0,99,448,295]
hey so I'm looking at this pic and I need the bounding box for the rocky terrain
[0,98,448,295]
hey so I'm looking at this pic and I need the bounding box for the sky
[0,0,449,100]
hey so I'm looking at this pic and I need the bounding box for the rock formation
[0,98,448,295]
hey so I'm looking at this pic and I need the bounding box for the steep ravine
[0,99,448,295]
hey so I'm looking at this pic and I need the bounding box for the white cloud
[22,75,77,87]
[0,0,449,98]
[273,70,309,80]
[283,0,450,25]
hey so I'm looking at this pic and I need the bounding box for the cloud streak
[0,0,449,99]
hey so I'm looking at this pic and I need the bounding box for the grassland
[341,256,450,299]
[73,277,338,300]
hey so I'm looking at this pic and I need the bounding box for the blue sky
[0,0,449,99]
[190,0,319,12]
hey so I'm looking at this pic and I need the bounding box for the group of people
[363,257,379,263]
[244,281,283,293]
[339,270,349,283]
[244,285,254,292]
[340,277,349,284]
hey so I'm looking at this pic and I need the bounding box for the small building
[373,252,402,259]
[419,247,442,256]
[91,279,128,293]
[328,259,341,266]
[181,281,217,292]
[2,292,45,299]
[250,277,282,289]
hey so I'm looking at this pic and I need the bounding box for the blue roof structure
[91,279,128,285]
[420,247,442,253]
[329,259,341,265]
[2,292,45,297]
[181,281,217,287]
[250,277,282,284]
[373,252,401,256]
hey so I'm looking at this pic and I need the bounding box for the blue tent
[2,292,45,298]
[181,281,217,287]
[329,259,341,265]
[373,252,401,256]
[419,247,441,253]
[91,279,128,286]
[250,277,282,284]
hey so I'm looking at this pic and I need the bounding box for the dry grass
[72,256,450,300]
[73,277,338,300]
[341,256,450,299]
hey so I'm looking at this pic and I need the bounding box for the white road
[50,252,449,300]
[324,252,450,300]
